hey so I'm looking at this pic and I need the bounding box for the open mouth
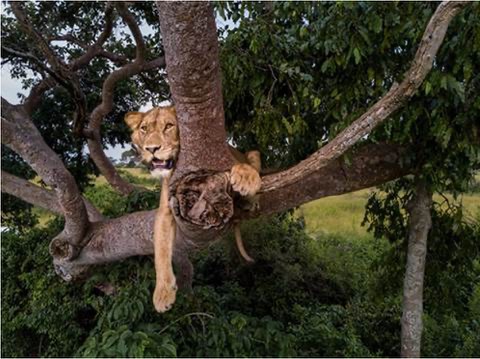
[151,158,175,170]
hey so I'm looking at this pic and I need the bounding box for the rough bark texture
[249,144,408,217]
[1,99,89,260]
[261,1,467,192]
[45,143,410,279]
[158,2,234,177]
[52,210,156,281]
[401,180,432,358]
[157,2,236,242]
[1,170,104,222]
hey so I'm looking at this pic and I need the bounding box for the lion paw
[153,275,177,313]
[230,164,262,197]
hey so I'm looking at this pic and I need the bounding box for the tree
[2,1,478,355]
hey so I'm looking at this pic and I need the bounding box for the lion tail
[234,224,254,263]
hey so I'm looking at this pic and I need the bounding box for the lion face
[125,106,179,178]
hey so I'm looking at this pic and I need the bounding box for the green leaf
[440,76,448,90]
[372,16,383,33]
[353,48,361,64]
[425,81,432,95]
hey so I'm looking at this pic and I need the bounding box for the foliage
[218,2,479,174]
[3,207,479,357]
[364,180,480,317]
[83,183,159,218]
[1,220,95,357]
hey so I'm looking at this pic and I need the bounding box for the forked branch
[51,143,410,280]
[1,98,89,260]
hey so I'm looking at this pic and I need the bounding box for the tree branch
[23,77,57,115]
[22,5,114,116]
[2,98,89,260]
[1,170,104,222]
[1,45,59,77]
[115,2,146,61]
[261,1,468,193]
[99,50,129,65]
[85,3,166,195]
[10,2,68,73]
[69,3,114,70]
[250,143,410,217]
[11,2,89,138]
[51,142,411,279]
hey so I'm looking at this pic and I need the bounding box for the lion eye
[165,123,174,131]
[139,124,147,133]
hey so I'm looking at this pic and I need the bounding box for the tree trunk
[401,179,432,358]
[157,2,236,241]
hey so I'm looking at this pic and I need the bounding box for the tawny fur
[125,106,261,312]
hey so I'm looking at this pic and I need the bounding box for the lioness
[125,106,261,312]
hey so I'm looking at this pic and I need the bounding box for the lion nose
[145,145,161,154]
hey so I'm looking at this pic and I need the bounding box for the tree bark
[1,99,90,260]
[248,144,408,217]
[1,170,104,222]
[157,2,233,177]
[401,179,433,358]
[47,143,410,280]
[157,2,236,240]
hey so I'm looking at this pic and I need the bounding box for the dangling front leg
[152,179,177,313]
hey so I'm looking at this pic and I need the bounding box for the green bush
[2,208,479,357]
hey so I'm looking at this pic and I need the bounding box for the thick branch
[23,77,57,115]
[157,2,234,177]
[401,179,432,358]
[51,142,412,279]
[261,1,468,193]
[250,143,409,217]
[1,170,104,222]
[2,98,89,259]
[85,56,167,195]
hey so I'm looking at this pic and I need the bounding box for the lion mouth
[151,158,175,170]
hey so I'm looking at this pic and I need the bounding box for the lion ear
[165,105,176,115]
[124,112,144,130]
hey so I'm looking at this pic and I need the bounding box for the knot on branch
[52,257,91,282]
[48,235,80,260]
[170,170,234,242]
[49,231,85,261]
